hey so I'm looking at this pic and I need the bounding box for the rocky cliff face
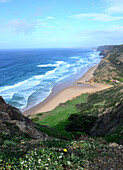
[0,96,47,139]
[94,45,123,83]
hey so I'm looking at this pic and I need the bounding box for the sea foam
[0,49,101,109]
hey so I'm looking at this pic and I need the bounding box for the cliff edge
[0,96,47,139]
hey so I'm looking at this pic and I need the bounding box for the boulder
[0,96,24,121]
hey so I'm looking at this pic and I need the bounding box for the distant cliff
[97,45,119,51]
[94,45,123,84]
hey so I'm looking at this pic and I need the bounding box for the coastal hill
[97,45,119,52]
[0,45,123,169]
[94,44,123,84]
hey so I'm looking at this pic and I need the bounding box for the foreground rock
[0,96,48,139]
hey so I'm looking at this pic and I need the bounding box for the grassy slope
[31,85,123,143]
[30,93,88,140]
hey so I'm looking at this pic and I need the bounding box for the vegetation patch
[31,93,88,139]
[1,135,118,169]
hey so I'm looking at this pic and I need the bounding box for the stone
[0,96,48,139]
[109,143,119,147]
[0,111,11,120]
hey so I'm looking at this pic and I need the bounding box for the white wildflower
[59,156,62,159]
[21,161,24,165]
[38,159,41,163]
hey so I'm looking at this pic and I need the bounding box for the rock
[0,120,7,130]
[109,143,119,147]
[0,96,24,121]
[0,96,48,139]
[0,111,11,120]
[10,120,48,139]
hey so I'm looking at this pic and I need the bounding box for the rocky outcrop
[0,96,24,121]
[0,112,11,120]
[0,96,48,139]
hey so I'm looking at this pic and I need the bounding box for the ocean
[0,48,101,111]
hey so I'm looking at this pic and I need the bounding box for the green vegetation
[104,124,123,143]
[31,93,88,140]
[31,85,123,143]
[0,133,114,169]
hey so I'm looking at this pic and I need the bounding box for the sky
[0,0,123,48]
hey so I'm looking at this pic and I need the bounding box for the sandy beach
[23,65,112,116]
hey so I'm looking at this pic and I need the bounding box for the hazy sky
[0,0,123,48]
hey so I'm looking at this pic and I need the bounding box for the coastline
[23,65,112,116]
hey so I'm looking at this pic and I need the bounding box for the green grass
[31,93,88,139]
[116,77,123,82]
[31,85,123,142]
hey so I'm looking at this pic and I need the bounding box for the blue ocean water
[0,48,101,110]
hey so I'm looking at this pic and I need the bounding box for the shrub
[66,114,97,134]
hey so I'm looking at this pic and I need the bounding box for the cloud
[75,26,123,45]
[104,0,123,14]
[0,0,11,2]
[36,16,55,27]
[107,6,123,14]
[70,0,123,22]
[0,17,55,34]
[10,19,38,34]
[70,13,123,22]
[59,25,73,30]
[37,16,55,23]
[0,19,38,34]
[47,16,55,20]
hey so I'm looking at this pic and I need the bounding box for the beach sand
[23,65,112,116]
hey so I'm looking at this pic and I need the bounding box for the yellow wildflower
[63,149,67,152]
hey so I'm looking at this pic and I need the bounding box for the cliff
[97,45,119,52]
[94,45,123,83]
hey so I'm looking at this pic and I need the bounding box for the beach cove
[23,65,112,116]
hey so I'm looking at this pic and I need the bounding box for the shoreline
[23,65,112,116]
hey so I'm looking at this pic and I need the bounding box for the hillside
[66,85,123,143]
[94,45,123,84]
